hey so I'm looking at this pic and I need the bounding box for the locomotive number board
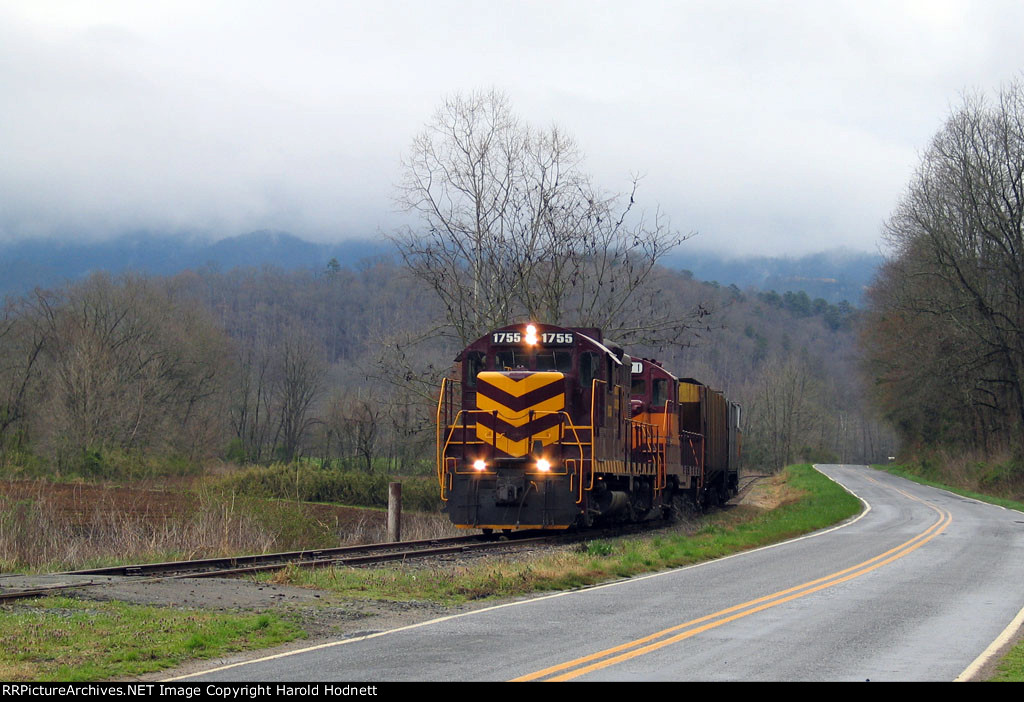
[491,331,575,345]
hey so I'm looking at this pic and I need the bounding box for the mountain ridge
[0,232,882,304]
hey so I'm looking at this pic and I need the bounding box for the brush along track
[0,505,738,604]
[0,530,585,602]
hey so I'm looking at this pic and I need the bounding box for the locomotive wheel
[718,481,731,504]
[700,482,718,511]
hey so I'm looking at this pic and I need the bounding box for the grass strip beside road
[875,463,1024,513]
[992,643,1024,682]
[269,464,861,603]
[0,597,303,682]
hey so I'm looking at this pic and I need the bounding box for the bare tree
[392,89,699,346]
[744,355,818,470]
[228,334,277,463]
[272,328,326,462]
[867,82,1024,451]
[0,299,45,452]
[30,274,231,466]
[228,325,326,464]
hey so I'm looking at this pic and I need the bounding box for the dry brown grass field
[0,479,458,572]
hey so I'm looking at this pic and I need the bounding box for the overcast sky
[2,1,1023,256]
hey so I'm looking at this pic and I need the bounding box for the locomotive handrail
[439,410,485,478]
[436,377,448,489]
[532,409,585,462]
[590,378,606,439]
[629,419,666,486]
[656,399,676,491]
[588,378,607,493]
[440,458,456,501]
[523,410,584,479]
[436,376,464,491]
[680,429,706,489]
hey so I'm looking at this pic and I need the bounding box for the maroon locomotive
[436,322,740,531]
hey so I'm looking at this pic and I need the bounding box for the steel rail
[0,531,561,602]
[62,533,490,577]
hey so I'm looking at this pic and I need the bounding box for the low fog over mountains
[0,232,881,305]
[665,248,882,306]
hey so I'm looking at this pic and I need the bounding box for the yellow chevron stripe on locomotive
[475,371,565,457]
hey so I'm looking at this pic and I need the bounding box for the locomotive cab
[630,358,676,417]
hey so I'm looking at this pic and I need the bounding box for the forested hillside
[0,231,390,297]
[0,255,893,480]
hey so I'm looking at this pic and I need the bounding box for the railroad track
[0,531,562,603]
[735,473,768,501]
[0,494,752,604]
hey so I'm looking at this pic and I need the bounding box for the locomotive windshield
[495,349,530,370]
[494,348,573,373]
[536,350,572,372]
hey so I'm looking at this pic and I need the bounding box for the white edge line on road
[166,464,872,681]
[956,601,1024,681]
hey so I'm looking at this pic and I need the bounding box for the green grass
[0,597,303,681]
[992,640,1024,682]
[269,464,861,604]
[209,462,441,512]
[874,463,1024,512]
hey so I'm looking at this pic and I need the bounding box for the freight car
[436,322,740,531]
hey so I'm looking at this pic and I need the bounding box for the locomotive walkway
[174,465,1024,681]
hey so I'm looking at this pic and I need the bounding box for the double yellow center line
[514,480,951,682]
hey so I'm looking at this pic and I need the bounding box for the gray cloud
[2,1,1023,254]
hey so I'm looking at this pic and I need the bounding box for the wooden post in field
[388,482,402,542]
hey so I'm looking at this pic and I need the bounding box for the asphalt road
[180,465,1024,681]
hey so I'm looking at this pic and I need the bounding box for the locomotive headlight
[525,324,538,345]
[473,459,487,471]
[536,458,551,472]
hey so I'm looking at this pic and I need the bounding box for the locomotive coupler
[494,466,528,505]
